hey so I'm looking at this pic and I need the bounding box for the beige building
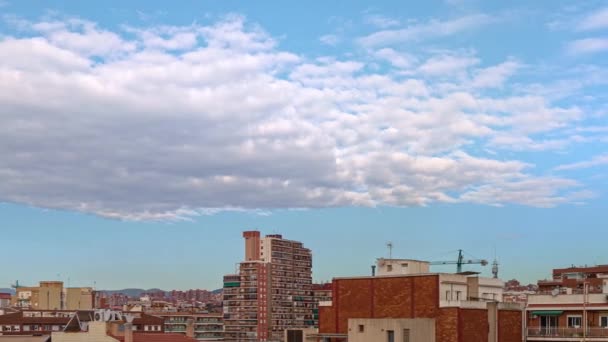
[348,318,435,342]
[13,282,94,310]
[65,288,94,310]
[38,282,63,310]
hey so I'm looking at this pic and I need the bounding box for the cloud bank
[0,14,593,220]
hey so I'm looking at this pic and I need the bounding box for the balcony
[528,327,608,339]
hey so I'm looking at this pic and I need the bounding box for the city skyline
[1,1,608,290]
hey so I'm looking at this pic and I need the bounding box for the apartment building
[148,312,224,341]
[316,258,523,342]
[13,282,94,310]
[526,264,608,341]
[537,265,608,294]
[223,231,313,342]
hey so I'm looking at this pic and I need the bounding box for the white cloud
[471,59,520,88]
[555,154,608,171]
[578,7,608,31]
[319,34,340,46]
[358,14,493,47]
[567,37,608,55]
[0,14,594,220]
[418,53,479,76]
[372,48,417,68]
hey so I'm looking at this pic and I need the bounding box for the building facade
[0,310,164,336]
[526,265,608,341]
[317,264,522,342]
[537,265,608,294]
[149,312,224,341]
[13,282,94,310]
[223,231,313,342]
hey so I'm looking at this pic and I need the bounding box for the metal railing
[528,327,608,338]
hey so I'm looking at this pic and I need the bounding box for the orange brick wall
[413,276,439,317]
[460,309,489,342]
[498,310,522,342]
[436,307,459,342]
[320,275,439,335]
[335,278,373,334]
[318,306,336,334]
[374,276,414,318]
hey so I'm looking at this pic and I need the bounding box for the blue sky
[0,0,607,290]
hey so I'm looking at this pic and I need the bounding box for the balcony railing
[528,327,608,338]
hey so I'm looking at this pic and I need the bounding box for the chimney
[124,323,133,342]
[186,319,195,338]
[371,265,376,277]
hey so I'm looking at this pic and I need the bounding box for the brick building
[317,271,522,342]
[537,265,608,294]
[525,264,608,341]
[223,231,313,342]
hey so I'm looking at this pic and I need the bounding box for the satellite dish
[551,288,559,297]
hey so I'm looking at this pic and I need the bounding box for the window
[403,329,410,342]
[401,263,409,267]
[358,325,365,333]
[387,265,393,272]
[446,291,451,300]
[387,330,395,342]
[601,316,608,328]
[568,316,582,328]
[456,291,462,300]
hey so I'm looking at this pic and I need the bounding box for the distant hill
[0,288,15,295]
[211,288,222,294]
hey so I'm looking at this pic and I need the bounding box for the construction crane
[430,249,488,273]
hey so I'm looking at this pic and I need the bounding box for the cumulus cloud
[0,14,593,220]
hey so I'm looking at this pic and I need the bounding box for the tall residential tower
[223,231,313,342]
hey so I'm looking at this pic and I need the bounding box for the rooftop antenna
[386,241,393,259]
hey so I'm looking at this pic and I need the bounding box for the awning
[530,310,563,316]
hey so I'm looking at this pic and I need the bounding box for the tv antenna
[386,242,393,259]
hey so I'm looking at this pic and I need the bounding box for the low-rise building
[0,310,163,336]
[316,258,523,342]
[526,283,608,341]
